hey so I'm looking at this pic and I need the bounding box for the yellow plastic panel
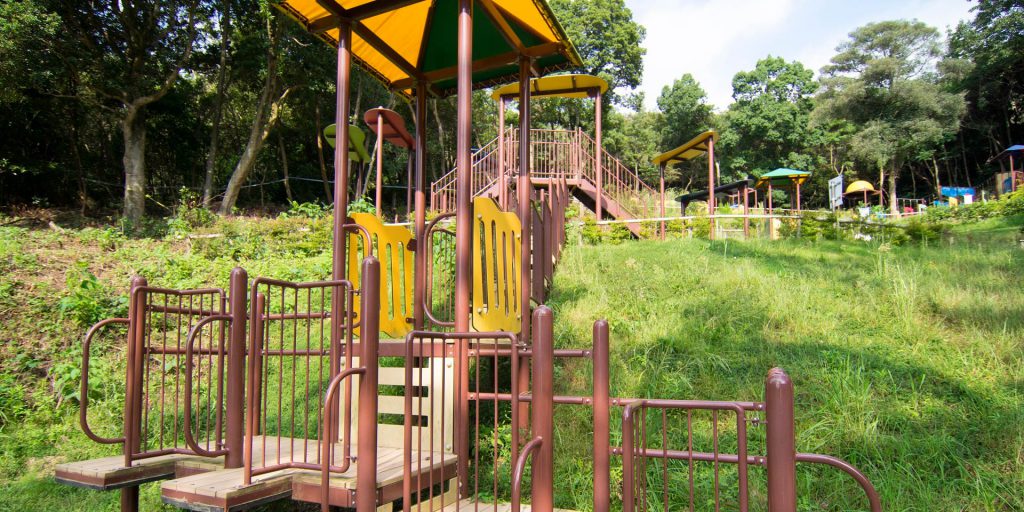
[472,198,522,333]
[347,213,415,338]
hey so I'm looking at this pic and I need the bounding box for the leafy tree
[948,0,1024,171]
[719,56,818,178]
[656,73,712,149]
[816,20,966,212]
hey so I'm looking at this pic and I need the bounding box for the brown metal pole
[766,368,796,512]
[224,267,247,468]
[595,91,603,219]
[406,150,413,220]
[375,111,384,217]
[120,275,145,512]
[707,136,715,240]
[516,55,533,452]
[743,185,750,239]
[413,83,428,330]
[453,0,474,499]
[659,163,666,240]
[356,258,380,512]
[795,180,801,212]
[331,20,353,384]
[453,0,472,333]
[499,98,506,210]
[531,306,554,512]
[593,320,610,512]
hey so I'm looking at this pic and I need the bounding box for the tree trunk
[202,3,231,207]
[219,27,294,215]
[123,105,147,221]
[277,132,293,202]
[888,164,898,215]
[931,157,942,198]
[315,102,333,202]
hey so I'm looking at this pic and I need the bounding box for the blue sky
[623,0,976,111]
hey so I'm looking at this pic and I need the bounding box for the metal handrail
[796,453,883,512]
[511,437,544,512]
[80,317,129,445]
[182,314,233,457]
[423,212,457,328]
[319,366,367,512]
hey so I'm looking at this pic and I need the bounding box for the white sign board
[828,175,844,210]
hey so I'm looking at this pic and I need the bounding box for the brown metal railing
[243,273,357,484]
[425,212,457,331]
[430,129,660,221]
[123,281,228,466]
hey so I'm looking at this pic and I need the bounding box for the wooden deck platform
[161,436,457,511]
[54,452,223,490]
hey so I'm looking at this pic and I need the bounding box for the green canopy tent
[755,168,811,213]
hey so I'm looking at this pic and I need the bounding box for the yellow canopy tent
[491,73,608,100]
[275,0,582,97]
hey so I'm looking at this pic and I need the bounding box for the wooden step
[439,499,577,512]
[161,436,457,511]
[55,453,223,490]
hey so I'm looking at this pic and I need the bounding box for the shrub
[58,263,128,327]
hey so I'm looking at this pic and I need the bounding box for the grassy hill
[0,209,1021,510]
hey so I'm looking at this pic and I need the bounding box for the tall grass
[545,230,1024,511]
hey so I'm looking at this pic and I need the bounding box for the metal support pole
[593,320,610,512]
[708,136,715,240]
[224,267,247,468]
[795,181,801,212]
[413,83,428,330]
[453,0,474,499]
[531,306,554,512]
[499,98,506,210]
[743,185,750,239]
[453,0,473,334]
[120,275,146,512]
[406,150,413,220]
[375,111,384,217]
[659,163,666,240]
[356,258,380,512]
[331,20,353,380]
[595,91,603,219]
[766,368,796,512]
[517,56,533,447]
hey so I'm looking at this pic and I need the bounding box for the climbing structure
[54,1,881,511]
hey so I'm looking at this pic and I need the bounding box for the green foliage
[657,74,713,148]
[279,200,331,219]
[347,196,376,215]
[167,188,216,236]
[0,373,28,428]
[57,263,128,328]
[720,56,818,179]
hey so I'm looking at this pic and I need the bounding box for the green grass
[545,225,1023,511]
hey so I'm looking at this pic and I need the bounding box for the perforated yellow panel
[347,213,415,338]
[471,198,522,333]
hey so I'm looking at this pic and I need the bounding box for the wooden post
[659,163,666,240]
[375,109,384,217]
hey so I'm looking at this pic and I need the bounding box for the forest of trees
[0,0,1021,219]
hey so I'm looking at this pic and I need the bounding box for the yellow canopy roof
[652,130,717,166]
[490,74,608,101]
[275,0,582,97]
[845,180,877,194]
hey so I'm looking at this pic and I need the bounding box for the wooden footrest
[55,453,223,491]
[440,499,577,512]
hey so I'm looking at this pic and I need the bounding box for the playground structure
[54,1,882,511]
[987,144,1023,197]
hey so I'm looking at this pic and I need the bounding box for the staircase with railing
[430,128,661,236]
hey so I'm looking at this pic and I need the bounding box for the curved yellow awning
[490,74,608,101]
[275,0,582,97]
[652,130,717,166]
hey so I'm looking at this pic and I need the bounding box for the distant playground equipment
[54,1,881,511]
[755,168,811,213]
[987,144,1023,197]
[654,130,721,238]
[845,179,879,206]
